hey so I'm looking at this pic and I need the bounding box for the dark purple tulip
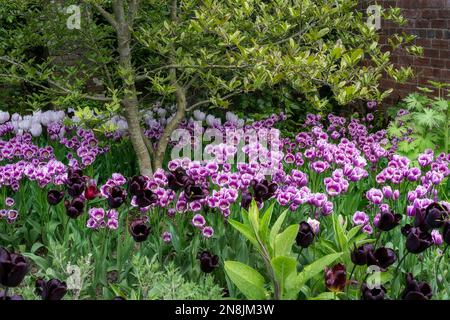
[324,263,346,292]
[66,172,86,197]
[351,244,374,266]
[401,273,432,300]
[361,283,387,300]
[135,189,158,208]
[0,291,23,300]
[198,251,219,273]
[296,221,315,248]
[129,218,151,242]
[377,211,402,231]
[184,184,207,202]
[64,197,85,219]
[107,186,126,208]
[167,168,193,191]
[424,202,448,229]
[47,190,65,205]
[251,179,277,202]
[443,221,450,245]
[0,247,28,287]
[402,225,433,254]
[35,278,67,300]
[366,247,397,269]
[129,175,147,196]
[241,191,253,210]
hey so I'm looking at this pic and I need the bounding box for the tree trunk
[152,0,186,170]
[153,85,186,169]
[113,0,153,176]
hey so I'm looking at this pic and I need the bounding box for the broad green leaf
[347,225,363,241]
[274,224,299,257]
[224,261,267,300]
[259,202,275,243]
[228,219,258,247]
[269,210,288,249]
[290,252,343,290]
[271,256,297,298]
[22,252,50,270]
[248,200,260,234]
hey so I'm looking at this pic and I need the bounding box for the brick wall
[361,0,450,104]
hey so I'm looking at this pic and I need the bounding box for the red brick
[429,58,447,67]
[424,48,441,58]
[415,57,431,66]
[416,38,432,47]
[415,20,430,28]
[431,20,447,29]
[422,10,440,19]
[440,50,450,59]
[432,39,449,49]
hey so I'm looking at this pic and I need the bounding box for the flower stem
[346,264,356,298]
[3,287,9,300]
[395,251,409,274]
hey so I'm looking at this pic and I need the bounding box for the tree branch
[91,3,118,30]
[0,56,113,102]
[186,90,243,111]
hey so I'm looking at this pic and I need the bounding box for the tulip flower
[47,190,65,205]
[107,186,126,209]
[324,263,346,292]
[129,218,151,242]
[401,273,432,300]
[35,278,68,300]
[424,202,448,229]
[366,247,397,269]
[351,244,374,266]
[377,211,402,232]
[296,221,315,248]
[402,225,433,254]
[0,247,28,287]
[64,197,85,219]
[361,283,387,300]
[84,183,100,200]
[198,251,219,273]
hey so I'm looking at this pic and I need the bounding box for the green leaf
[269,210,288,249]
[248,200,260,234]
[332,214,348,251]
[228,219,259,247]
[224,261,267,300]
[347,225,363,241]
[259,202,275,243]
[291,252,343,289]
[274,224,299,257]
[271,256,297,298]
[22,252,50,270]
[308,292,338,300]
